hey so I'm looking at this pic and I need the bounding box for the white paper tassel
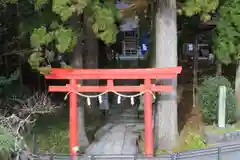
[87,97,91,106]
[131,97,135,105]
[98,95,103,104]
[117,95,121,104]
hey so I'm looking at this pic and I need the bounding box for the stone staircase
[107,106,143,124]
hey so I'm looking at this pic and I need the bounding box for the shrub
[198,76,236,124]
[1,83,32,100]
[181,132,207,151]
[0,83,32,114]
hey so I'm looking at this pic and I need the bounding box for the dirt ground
[178,59,215,132]
[178,88,203,132]
[170,60,207,152]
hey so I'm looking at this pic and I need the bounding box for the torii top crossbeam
[45,66,182,80]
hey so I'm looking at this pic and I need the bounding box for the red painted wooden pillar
[144,78,153,156]
[69,79,78,157]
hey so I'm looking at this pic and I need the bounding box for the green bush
[198,76,236,124]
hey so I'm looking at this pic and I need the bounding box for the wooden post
[69,79,78,157]
[193,36,198,108]
[144,78,153,156]
[218,86,227,128]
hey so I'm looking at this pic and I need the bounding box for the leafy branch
[0,68,20,86]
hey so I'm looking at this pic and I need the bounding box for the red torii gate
[42,66,182,157]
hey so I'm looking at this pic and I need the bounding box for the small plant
[9,92,60,117]
[154,132,207,154]
[182,133,207,150]
[198,76,236,124]
[0,114,34,159]
[138,127,207,155]
[0,91,60,159]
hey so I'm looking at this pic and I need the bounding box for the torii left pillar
[68,79,78,157]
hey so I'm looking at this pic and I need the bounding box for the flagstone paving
[84,106,144,156]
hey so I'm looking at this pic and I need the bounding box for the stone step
[111,120,144,124]
[107,114,141,120]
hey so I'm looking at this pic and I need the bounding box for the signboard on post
[218,86,227,128]
[183,43,194,56]
[140,32,149,56]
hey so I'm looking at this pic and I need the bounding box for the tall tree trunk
[71,39,89,150]
[84,17,99,71]
[154,0,178,150]
[84,16,102,120]
[235,61,240,120]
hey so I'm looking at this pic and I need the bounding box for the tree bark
[235,61,240,119]
[71,39,89,150]
[154,0,178,150]
[216,61,222,76]
[84,17,99,71]
[83,15,103,120]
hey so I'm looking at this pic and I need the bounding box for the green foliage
[19,7,60,38]
[30,27,53,49]
[55,27,77,52]
[26,111,69,153]
[0,73,30,112]
[178,0,219,21]
[19,0,120,70]
[29,25,77,69]
[0,0,17,7]
[1,83,32,100]
[0,127,15,160]
[34,0,49,11]
[30,25,77,52]
[213,0,240,64]
[45,0,119,44]
[28,52,45,70]
[180,0,218,20]
[6,0,223,71]
[0,69,20,86]
[91,0,119,43]
[198,76,236,124]
[52,0,87,21]
[140,130,207,154]
[0,69,20,102]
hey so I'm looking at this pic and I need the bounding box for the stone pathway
[83,106,144,156]
[108,106,143,124]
